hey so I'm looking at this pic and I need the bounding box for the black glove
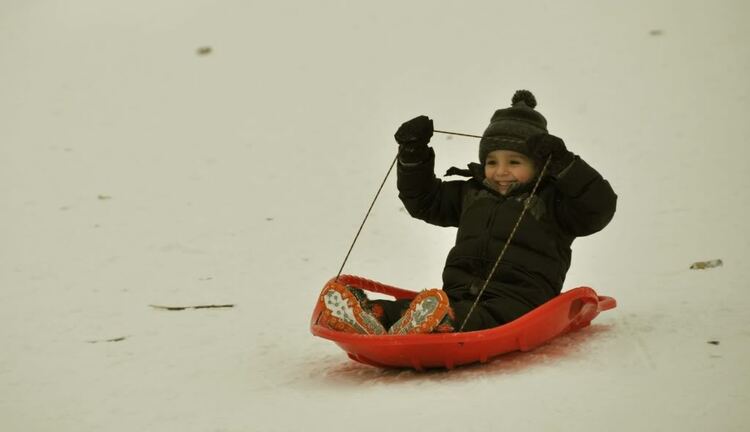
[526,133,575,176]
[394,115,433,163]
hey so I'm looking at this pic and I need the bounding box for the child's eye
[486,160,497,165]
[509,160,521,165]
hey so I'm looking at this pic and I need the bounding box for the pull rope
[434,129,524,144]
[434,129,483,140]
[458,155,552,331]
[335,154,399,281]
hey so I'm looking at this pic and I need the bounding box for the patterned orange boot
[318,281,386,335]
[388,289,453,335]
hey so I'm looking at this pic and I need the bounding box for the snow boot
[388,289,453,335]
[318,281,387,335]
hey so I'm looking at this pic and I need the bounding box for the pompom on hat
[478,90,548,163]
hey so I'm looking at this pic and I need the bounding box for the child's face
[484,150,537,195]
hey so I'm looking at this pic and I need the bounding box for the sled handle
[597,296,616,312]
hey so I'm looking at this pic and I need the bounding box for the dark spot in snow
[196,46,212,55]
[707,340,720,345]
[87,336,127,344]
[266,217,274,221]
[649,29,664,36]
[149,303,235,311]
[690,259,723,270]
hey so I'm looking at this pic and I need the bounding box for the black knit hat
[478,90,548,163]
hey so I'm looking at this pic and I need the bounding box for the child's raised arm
[527,134,617,236]
[394,116,464,227]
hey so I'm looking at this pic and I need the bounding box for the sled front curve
[310,275,616,370]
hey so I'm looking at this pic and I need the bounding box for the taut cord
[335,154,399,281]
[434,129,523,144]
[434,129,484,139]
[458,155,552,331]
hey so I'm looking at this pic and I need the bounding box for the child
[319,90,617,335]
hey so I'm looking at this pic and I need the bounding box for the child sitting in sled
[319,90,617,335]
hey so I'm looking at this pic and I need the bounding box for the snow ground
[1,1,749,431]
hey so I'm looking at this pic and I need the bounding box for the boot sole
[319,283,386,335]
[389,289,451,335]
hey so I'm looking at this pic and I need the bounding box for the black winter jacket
[397,149,617,322]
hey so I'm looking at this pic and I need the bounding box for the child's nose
[495,164,509,175]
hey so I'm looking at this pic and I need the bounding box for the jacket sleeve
[551,156,617,237]
[397,149,464,228]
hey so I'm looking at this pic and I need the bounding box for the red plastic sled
[310,274,616,370]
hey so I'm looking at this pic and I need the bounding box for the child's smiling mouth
[496,181,517,188]
[490,181,518,194]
